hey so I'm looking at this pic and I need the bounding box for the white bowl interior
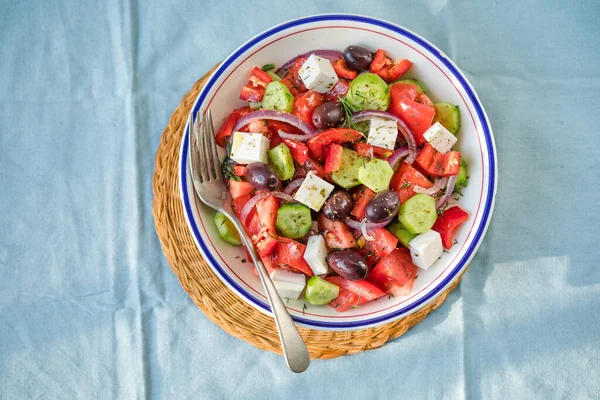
[179,15,496,330]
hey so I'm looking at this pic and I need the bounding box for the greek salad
[211,46,470,312]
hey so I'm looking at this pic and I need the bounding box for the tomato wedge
[239,67,273,102]
[368,248,418,297]
[388,83,435,145]
[255,195,279,232]
[391,162,434,203]
[280,57,307,96]
[292,91,324,127]
[324,143,344,174]
[232,165,246,177]
[354,143,394,159]
[215,106,251,147]
[322,79,349,102]
[248,67,272,88]
[232,194,261,237]
[432,206,469,249]
[325,276,385,300]
[239,85,264,103]
[351,186,376,219]
[252,228,278,258]
[281,139,309,165]
[363,228,398,258]
[271,237,314,276]
[306,128,364,162]
[414,144,461,177]
[228,180,254,200]
[326,276,385,312]
[317,214,356,249]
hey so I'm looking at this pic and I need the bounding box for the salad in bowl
[180,15,496,330]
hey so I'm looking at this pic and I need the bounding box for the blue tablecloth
[1,1,599,398]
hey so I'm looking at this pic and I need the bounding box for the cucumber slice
[433,102,461,134]
[305,276,340,305]
[399,194,438,234]
[346,73,390,111]
[276,203,312,239]
[266,70,281,81]
[387,220,417,248]
[262,81,293,112]
[455,159,468,189]
[358,158,394,193]
[391,78,425,93]
[268,143,295,180]
[331,148,367,189]
[214,211,242,246]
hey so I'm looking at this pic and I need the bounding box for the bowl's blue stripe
[180,14,496,329]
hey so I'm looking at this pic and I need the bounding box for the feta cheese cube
[229,131,269,165]
[298,54,339,93]
[303,235,329,275]
[409,230,444,270]
[367,117,399,150]
[270,270,306,300]
[293,171,335,211]
[423,122,457,154]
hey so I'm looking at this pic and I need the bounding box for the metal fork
[188,109,310,373]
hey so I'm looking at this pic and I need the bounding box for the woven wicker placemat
[152,67,469,359]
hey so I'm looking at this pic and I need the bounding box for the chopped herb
[302,303,307,315]
[338,96,359,130]
[221,141,241,181]
[261,63,275,71]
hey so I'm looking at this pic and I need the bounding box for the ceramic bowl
[179,14,497,330]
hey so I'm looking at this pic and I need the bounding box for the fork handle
[220,209,310,373]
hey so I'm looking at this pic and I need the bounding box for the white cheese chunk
[270,270,306,300]
[367,117,398,150]
[293,171,335,211]
[423,122,457,154]
[298,54,339,93]
[303,235,329,275]
[229,131,269,165]
[409,230,444,270]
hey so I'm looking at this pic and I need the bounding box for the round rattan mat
[152,66,469,360]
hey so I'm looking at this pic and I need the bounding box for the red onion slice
[414,177,448,195]
[351,110,418,164]
[436,174,458,210]
[271,191,295,203]
[284,177,304,194]
[277,130,316,143]
[239,191,296,224]
[387,146,409,168]
[239,191,269,224]
[361,220,376,241]
[275,49,344,77]
[345,216,393,232]
[232,110,315,136]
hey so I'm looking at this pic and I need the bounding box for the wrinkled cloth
[1,1,599,399]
